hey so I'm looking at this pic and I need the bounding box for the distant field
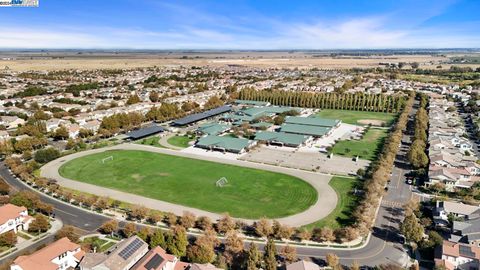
[316,109,397,126]
[303,176,359,230]
[332,128,388,161]
[58,150,317,219]
[0,54,448,71]
[167,135,193,148]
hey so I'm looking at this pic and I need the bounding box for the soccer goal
[101,156,113,164]
[216,177,228,187]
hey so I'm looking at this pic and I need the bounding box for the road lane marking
[55,208,78,217]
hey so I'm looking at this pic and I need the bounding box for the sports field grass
[331,128,388,161]
[167,135,193,148]
[59,150,317,219]
[316,109,396,126]
[303,176,360,230]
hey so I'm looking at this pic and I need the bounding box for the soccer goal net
[216,177,228,187]
[101,156,113,163]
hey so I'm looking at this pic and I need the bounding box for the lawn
[316,109,396,126]
[331,128,388,161]
[303,176,360,230]
[135,136,165,148]
[59,150,317,219]
[167,135,194,148]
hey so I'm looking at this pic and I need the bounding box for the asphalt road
[0,104,417,267]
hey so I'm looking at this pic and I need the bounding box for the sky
[0,0,479,49]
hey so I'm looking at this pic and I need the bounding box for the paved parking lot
[241,146,370,175]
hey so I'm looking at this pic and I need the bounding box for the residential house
[435,240,480,270]
[11,237,84,270]
[0,116,25,129]
[434,201,480,222]
[79,236,149,270]
[131,246,189,270]
[286,260,320,270]
[0,204,33,234]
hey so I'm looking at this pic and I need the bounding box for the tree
[313,227,335,242]
[53,126,69,140]
[224,230,245,267]
[34,147,60,164]
[126,94,141,105]
[148,211,163,225]
[122,222,136,238]
[254,218,273,238]
[187,230,217,264]
[166,226,188,257]
[55,225,79,242]
[281,245,297,264]
[0,231,17,247]
[400,212,424,244]
[326,253,339,268]
[165,212,178,227]
[264,239,277,270]
[180,211,196,229]
[196,216,213,230]
[149,91,160,102]
[130,205,148,221]
[149,229,166,249]
[216,213,235,234]
[0,178,10,195]
[351,261,360,270]
[246,242,261,270]
[99,220,118,235]
[137,227,151,242]
[204,96,224,110]
[29,214,50,233]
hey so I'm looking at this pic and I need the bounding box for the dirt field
[0,52,450,71]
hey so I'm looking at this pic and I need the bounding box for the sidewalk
[0,219,63,260]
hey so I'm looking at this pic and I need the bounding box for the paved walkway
[0,219,63,260]
[41,143,337,227]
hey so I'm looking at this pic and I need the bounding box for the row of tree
[352,92,415,237]
[238,88,406,113]
[408,94,429,169]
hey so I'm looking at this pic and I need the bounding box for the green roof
[197,122,231,135]
[280,123,331,137]
[196,135,252,152]
[285,116,340,127]
[255,131,309,146]
[235,100,270,106]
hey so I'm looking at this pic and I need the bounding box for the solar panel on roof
[459,245,476,258]
[173,105,231,126]
[118,238,144,260]
[144,254,165,270]
[125,125,165,139]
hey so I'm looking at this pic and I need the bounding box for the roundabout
[41,143,337,226]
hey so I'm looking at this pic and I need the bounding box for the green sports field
[316,109,396,126]
[58,150,317,219]
[332,128,388,161]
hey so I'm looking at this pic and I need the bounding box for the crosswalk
[381,200,404,208]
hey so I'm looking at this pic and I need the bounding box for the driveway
[41,143,337,227]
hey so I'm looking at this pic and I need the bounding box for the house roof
[79,236,148,270]
[286,260,320,270]
[131,246,183,270]
[13,237,81,270]
[440,240,480,260]
[439,201,480,216]
[0,203,27,224]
